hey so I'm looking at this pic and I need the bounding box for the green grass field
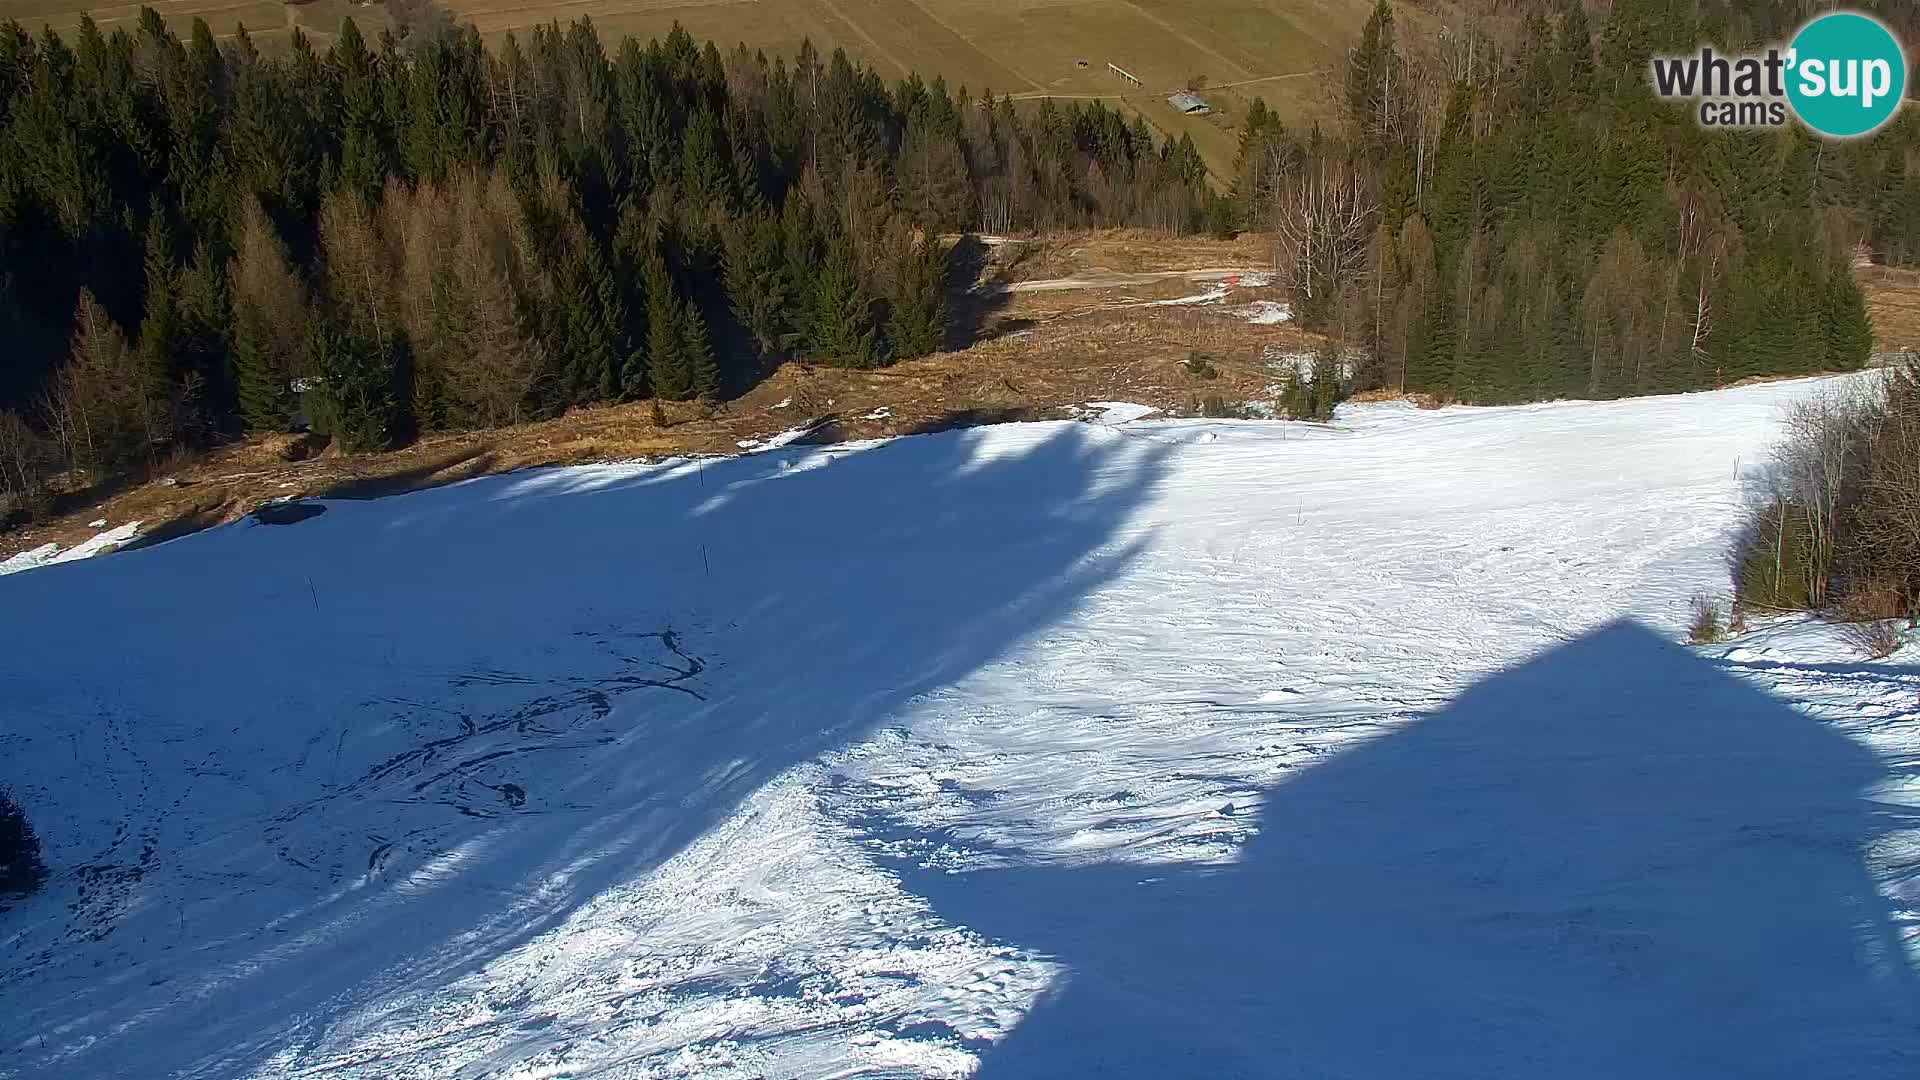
[0,0,1372,173]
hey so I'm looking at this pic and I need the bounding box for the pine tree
[1825,271,1874,372]
[550,237,625,407]
[780,189,823,331]
[232,310,287,433]
[0,786,47,900]
[807,240,876,367]
[1344,0,1397,139]
[303,316,394,452]
[1556,0,1596,102]
[897,117,973,232]
[138,208,182,385]
[679,105,732,208]
[643,246,693,400]
[683,301,719,399]
[176,243,234,431]
[229,198,308,432]
[335,18,390,204]
[165,20,229,245]
[1229,98,1289,230]
[723,209,794,356]
[886,231,947,360]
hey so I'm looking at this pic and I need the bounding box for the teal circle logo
[1786,12,1907,138]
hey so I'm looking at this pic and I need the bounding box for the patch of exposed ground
[981,229,1270,281]
[1862,265,1920,353]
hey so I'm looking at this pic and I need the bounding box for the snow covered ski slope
[2,377,1917,1078]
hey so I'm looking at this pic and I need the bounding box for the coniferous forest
[0,0,1916,502]
[1279,0,1920,405]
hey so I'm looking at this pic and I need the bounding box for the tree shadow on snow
[0,422,1172,1077]
[912,621,1920,1079]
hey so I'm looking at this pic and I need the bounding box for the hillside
[12,224,1920,574]
[3,375,1916,1077]
[0,230,1301,569]
[0,0,1377,172]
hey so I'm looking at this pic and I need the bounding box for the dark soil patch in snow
[250,501,326,526]
[908,407,1046,436]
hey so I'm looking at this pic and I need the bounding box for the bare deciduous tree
[230,196,310,376]
[319,188,404,348]
[371,167,551,428]
[1581,229,1661,394]
[1271,156,1377,324]
[1388,213,1438,392]
[0,410,58,519]
[46,291,160,479]
[1847,359,1920,616]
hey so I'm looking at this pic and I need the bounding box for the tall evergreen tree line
[1238,0,1917,403]
[0,10,1218,468]
[1,1,1916,488]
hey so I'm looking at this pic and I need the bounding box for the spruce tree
[807,241,876,367]
[304,317,394,452]
[683,301,720,399]
[897,117,973,232]
[176,243,234,431]
[0,787,47,900]
[886,232,948,360]
[780,190,822,327]
[723,209,795,357]
[233,310,289,433]
[679,106,731,208]
[1825,272,1875,372]
[1344,0,1397,138]
[1556,0,1596,101]
[643,247,693,400]
[138,209,182,385]
[551,239,625,408]
[335,19,389,204]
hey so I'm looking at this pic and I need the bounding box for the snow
[1232,299,1292,324]
[0,520,141,577]
[2,376,1917,1078]
[751,420,832,451]
[1148,283,1235,306]
[1080,401,1157,425]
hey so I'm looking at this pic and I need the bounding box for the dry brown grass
[0,0,315,42]
[997,230,1269,280]
[1861,265,1920,353]
[1344,387,1455,409]
[1688,593,1727,644]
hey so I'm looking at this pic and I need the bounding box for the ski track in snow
[2,375,1918,1078]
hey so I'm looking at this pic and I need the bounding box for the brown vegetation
[1841,619,1907,661]
[1734,356,1920,629]
[0,270,1311,564]
[1861,266,1920,354]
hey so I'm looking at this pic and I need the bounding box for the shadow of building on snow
[916,621,1920,1078]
